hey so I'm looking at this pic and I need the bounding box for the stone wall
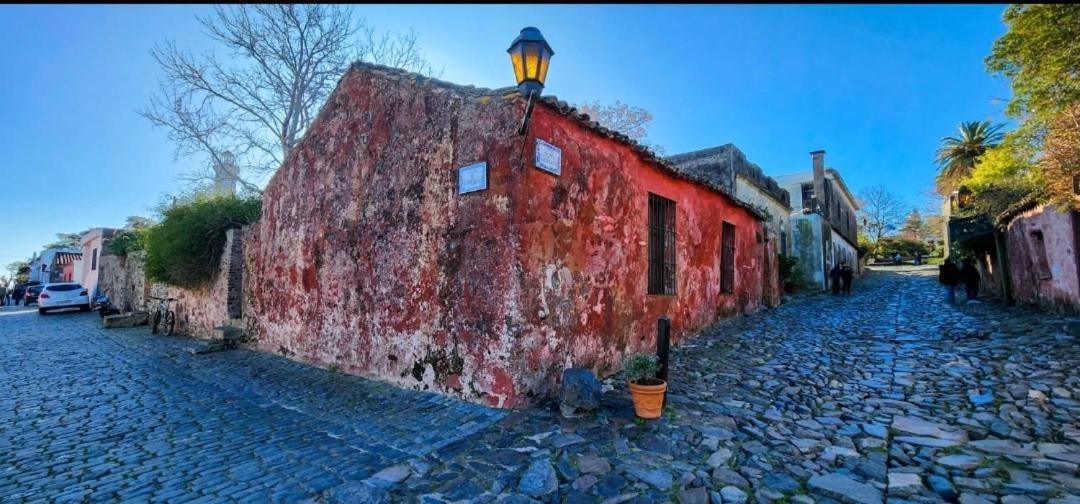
[97,228,246,338]
[244,63,773,409]
[1006,205,1079,313]
[97,250,148,312]
[151,227,246,338]
[791,214,825,289]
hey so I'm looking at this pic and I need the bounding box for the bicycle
[148,296,178,336]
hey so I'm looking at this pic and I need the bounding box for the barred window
[721,222,736,294]
[648,194,676,295]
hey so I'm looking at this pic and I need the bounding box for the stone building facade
[775,151,860,290]
[667,144,793,255]
[243,62,775,408]
[1002,204,1079,314]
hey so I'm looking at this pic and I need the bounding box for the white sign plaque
[458,162,487,194]
[534,139,562,176]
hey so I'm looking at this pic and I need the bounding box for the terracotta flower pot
[628,379,667,419]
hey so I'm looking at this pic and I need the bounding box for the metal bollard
[656,316,671,406]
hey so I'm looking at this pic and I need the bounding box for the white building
[79,228,119,298]
[774,150,860,290]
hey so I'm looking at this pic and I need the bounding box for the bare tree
[576,100,665,154]
[858,185,907,243]
[142,5,439,192]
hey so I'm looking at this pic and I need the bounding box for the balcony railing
[947,214,994,243]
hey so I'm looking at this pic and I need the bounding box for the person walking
[840,261,853,295]
[940,259,961,304]
[0,284,7,307]
[960,258,981,301]
[829,263,842,295]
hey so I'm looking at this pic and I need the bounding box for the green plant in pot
[622,353,666,419]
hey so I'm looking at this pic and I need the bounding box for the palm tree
[934,120,1005,193]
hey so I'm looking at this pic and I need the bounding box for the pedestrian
[0,284,7,307]
[914,251,922,265]
[840,261,853,295]
[940,259,961,304]
[12,285,23,307]
[829,263,842,295]
[960,258,981,301]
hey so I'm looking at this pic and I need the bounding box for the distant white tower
[213,151,238,195]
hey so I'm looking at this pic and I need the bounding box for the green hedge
[107,229,148,256]
[144,193,261,288]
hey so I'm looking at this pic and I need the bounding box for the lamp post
[508,27,553,135]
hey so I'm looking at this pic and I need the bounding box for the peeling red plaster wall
[506,105,767,400]
[246,64,769,408]
[245,66,528,407]
[1006,205,1080,313]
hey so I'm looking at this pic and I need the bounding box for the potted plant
[622,353,666,419]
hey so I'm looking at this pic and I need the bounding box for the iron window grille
[648,193,676,295]
[721,222,736,294]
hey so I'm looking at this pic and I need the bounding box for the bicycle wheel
[150,310,161,334]
[163,311,176,336]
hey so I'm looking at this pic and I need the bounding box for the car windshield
[46,284,82,292]
[29,286,44,294]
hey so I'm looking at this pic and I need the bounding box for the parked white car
[37,283,91,314]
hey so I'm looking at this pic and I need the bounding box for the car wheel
[38,308,47,315]
[80,304,91,312]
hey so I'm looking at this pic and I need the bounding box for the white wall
[80,230,105,298]
[736,175,792,255]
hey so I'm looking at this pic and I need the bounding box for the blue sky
[0,5,1011,268]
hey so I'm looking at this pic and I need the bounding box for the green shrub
[876,238,930,258]
[107,228,148,256]
[778,254,803,286]
[144,193,261,288]
[622,353,661,384]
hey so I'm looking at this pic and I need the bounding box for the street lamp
[508,27,553,134]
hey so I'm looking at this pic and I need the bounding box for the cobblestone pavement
[3,267,1080,504]
[385,266,1080,504]
[0,308,504,503]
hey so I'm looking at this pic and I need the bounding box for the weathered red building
[244,63,775,408]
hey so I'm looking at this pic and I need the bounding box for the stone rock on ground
[721,486,748,504]
[927,475,959,502]
[518,458,558,497]
[678,486,709,504]
[626,467,673,491]
[808,473,883,504]
[325,482,391,504]
[366,464,411,488]
[102,311,148,328]
[887,472,923,497]
[560,368,601,417]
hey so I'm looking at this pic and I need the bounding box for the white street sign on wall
[535,139,561,176]
[458,162,487,194]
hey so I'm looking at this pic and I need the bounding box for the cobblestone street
[393,266,1080,504]
[0,307,504,502]
[2,266,1080,503]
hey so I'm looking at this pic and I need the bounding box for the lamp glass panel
[509,47,525,84]
[537,47,551,84]
[524,43,540,80]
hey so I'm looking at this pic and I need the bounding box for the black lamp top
[508,27,554,55]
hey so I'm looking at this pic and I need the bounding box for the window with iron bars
[721,222,736,294]
[648,193,676,295]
